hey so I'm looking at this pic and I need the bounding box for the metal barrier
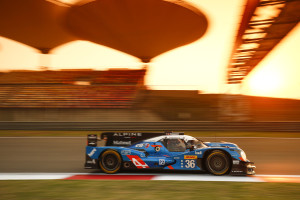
[0,121,299,132]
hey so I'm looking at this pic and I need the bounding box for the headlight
[234,149,247,161]
[240,150,247,161]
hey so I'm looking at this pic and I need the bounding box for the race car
[84,132,255,175]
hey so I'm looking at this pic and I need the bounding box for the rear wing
[86,131,184,147]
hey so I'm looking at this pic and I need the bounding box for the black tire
[205,150,230,175]
[99,150,122,174]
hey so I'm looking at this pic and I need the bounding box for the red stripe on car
[127,155,149,169]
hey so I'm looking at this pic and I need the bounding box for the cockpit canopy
[145,135,206,152]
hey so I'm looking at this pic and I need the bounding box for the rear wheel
[99,150,122,174]
[205,150,230,175]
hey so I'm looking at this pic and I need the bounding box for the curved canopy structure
[0,0,77,53]
[65,0,208,62]
[227,0,300,84]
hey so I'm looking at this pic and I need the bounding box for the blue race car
[84,132,255,175]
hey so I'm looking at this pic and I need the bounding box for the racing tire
[205,150,230,175]
[99,150,122,174]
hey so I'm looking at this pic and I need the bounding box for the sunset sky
[0,0,299,99]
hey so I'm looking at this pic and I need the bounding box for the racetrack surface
[0,137,299,175]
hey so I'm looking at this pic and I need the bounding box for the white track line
[0,173,70,180]
[0,173,299,182]
[152,174,263,182]
[255,174,300,177]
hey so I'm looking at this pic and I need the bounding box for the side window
[166,139,186,152]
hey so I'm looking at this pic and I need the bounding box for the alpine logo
[127,155,149,169]
[113,133,142,137]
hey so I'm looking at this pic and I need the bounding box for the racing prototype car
[85,132,255,175]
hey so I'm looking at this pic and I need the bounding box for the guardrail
[0,121,299,132]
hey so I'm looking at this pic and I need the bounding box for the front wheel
[205,150,230,175]
[99,150,122,174]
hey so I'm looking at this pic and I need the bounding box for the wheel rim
[207,152,230,175]
[209,155,227,172]
[102,154,119,171]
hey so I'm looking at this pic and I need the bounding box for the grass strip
[0,180,299,200]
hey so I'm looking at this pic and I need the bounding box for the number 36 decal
[185,160,196,168]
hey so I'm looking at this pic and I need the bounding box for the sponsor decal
[135,143,150,148]
[155,146,161,152]
[232,170,243,173]
[195,151,202,155]
[88,148,97,157]
[174,157,180,159]
[113,132,142,137]
[127,155,149,169]
[86,159,96,164]
[121,150,131,155]
[184,155,197,159]
[159,159,165,165]
[135,143,144,148]
[113,141,131,145]
[233,160,240,165]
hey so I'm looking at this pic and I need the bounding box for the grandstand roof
[0,0,77,53]
[64,0,208,63]
[0,0,207,59]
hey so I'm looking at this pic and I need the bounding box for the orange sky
[0,0,299,99]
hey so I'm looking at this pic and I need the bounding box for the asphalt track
[0,137,300,175]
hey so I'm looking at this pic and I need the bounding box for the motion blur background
[1,2,300,199]
[0,0,299,127]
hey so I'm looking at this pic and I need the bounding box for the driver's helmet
[186,140,196,148]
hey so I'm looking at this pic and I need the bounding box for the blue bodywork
[85,134,255,175]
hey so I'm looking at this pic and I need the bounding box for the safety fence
[0,121,299,132]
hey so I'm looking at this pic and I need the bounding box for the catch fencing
[0,121,299,132]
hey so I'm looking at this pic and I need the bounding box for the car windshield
[187,139,207,149]
[144,135,207,149]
